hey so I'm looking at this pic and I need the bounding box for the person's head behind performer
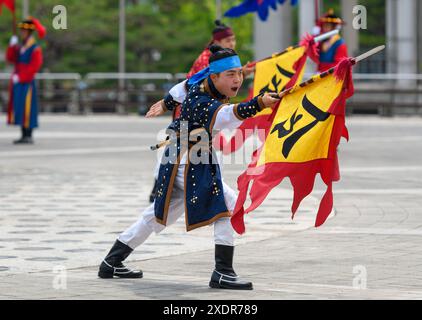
[211,20,236,50]
[18,17,47,42]
[208,45,243,98]
[18,20,35,41]
[318,9,344,34]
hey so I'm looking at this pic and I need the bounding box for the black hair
[212,20,230,35]
[208,44,237,63]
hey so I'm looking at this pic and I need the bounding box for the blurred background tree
[0,0,385,74]
[0,0,253,74]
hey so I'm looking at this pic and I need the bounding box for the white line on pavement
[315,227,422,236]
[222,166,422,176]
[327,189,422,195]
[0,132,162,139]
[0,146,151,157]
[348,136,422,143]
[341,166,422,172]
[27,115,173,124]
[262,282,422,298]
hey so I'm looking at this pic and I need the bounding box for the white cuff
[12,74,19,84]
[169,80,188,104]
[9,36,18,46]
[311,26,321,36]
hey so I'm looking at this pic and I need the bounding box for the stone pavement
[0,115,422,299]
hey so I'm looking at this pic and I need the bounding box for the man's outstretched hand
[146,99,166,118]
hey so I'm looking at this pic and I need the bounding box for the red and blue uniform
[316,34,348,72]
[312,9,348,73]
[6,37,43,129]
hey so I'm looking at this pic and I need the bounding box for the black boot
[149,179,158,203]
[13,128,33,144]
[98,239,143,279]
[209,244,253,290]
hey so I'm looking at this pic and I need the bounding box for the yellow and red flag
[217,37,317,154]
[231,58,355,234]
[253,45,306,97]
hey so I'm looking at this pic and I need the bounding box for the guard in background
[311,9,348,73]
[6,17,46,144]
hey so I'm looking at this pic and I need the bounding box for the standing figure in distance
[6,17,46,144]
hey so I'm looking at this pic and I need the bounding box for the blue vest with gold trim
[319,38,344,63]
[154,78,231,231]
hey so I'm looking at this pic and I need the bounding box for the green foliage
[358,0,385,48]
[0,0,254,74]
[0,0,386,74]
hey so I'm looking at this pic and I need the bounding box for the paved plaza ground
[0,115,421,299]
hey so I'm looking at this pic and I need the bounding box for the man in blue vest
[98,45,279,290]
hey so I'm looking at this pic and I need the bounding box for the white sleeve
[9,36,18,46]
[169,79,188,103]
[213,104,243,131]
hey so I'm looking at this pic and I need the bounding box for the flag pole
[22,0,29,18]
[12,11,16,34]
[255,29,339,65]
[216,0,222,20]
[273,45,386,100]
[314,0,319,24]
[353,45,386,63]
[118,0,126,114]
[313,29,338,43]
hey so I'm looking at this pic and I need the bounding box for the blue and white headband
[187,55,242,85]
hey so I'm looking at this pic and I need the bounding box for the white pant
[119,164,237,249]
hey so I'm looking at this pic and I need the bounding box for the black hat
[208,44,238,63]
[18,17,47,38]
[317,9,344,26]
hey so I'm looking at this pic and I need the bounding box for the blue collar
[206,77,226,100]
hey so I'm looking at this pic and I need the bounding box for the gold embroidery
[24,86,33,129]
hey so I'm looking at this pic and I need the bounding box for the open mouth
[231,87,239,93]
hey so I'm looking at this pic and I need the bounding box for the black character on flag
[259,64,294,94]
[271,94,330,158]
